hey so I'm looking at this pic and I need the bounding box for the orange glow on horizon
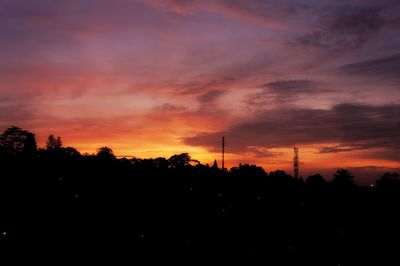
[33,133,400,179]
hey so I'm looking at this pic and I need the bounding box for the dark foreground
[1,155,400,265]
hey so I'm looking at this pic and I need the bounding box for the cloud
[147,0,307,28]
[210,0,300,29]
[145,0,200,15]
[184,103,400,156]
[177,77,236,95]
[386,17,400,29]
[266,80,319,91]
[296,5,384,52]
[337,53,400,85]
[0,101,35,128]
[197,89,225,103]
[1,0,400,172]
[0,0,161,36]
[318,144,366,154]
[154,103,187,113]
[247,79,334,107]
[0,91,39,129]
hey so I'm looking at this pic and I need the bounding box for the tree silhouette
[167,153,191,168]
[63,147,81,157]
[231,163,266,178]
[153,157,168,168]
[96,146,116,160]
[377,172,400,190]
[306,174,327,187]
[46,135,62,150]
[0,126,37,157]
[332,169,354,187]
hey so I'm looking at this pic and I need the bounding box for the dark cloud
[214,0,306,26]
[266,80,318,91]
[177,77,235,95]
[184,103,400,156]
[247,80,334,106]
[197,89,225,103]
[0,98,36,128]
[248,147,282,158]
[337,53,400,85]
[386,17,400,29]
[297,5,384,52]
[318,144,366,154]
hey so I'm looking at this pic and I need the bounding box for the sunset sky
[1,0,400,182]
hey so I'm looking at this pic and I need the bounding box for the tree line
[1,125,400,265]
[0,125,398,186]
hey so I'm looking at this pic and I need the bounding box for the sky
[1,0,400,182]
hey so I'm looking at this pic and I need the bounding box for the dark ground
[1,154,400,265]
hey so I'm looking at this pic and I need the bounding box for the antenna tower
[222,136,225,170]
[294,146,299,179]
